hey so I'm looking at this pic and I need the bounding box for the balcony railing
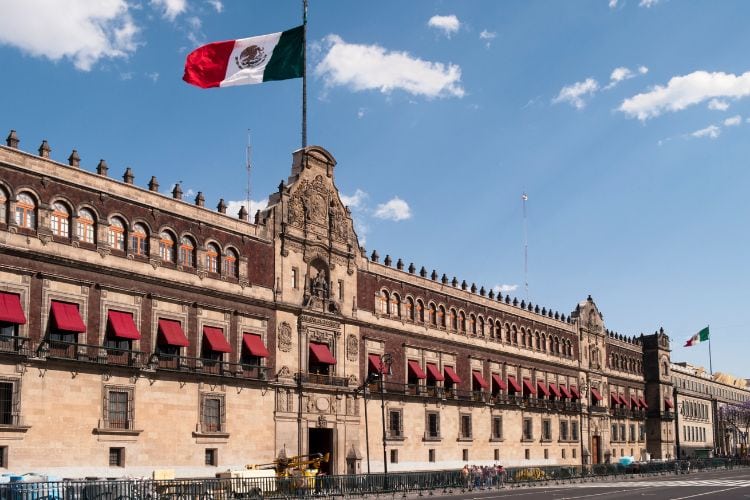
[39,340,145,367]
[153,353,267,381]
[0,335,33,356]
[589,404,609,414]
[296,372,349,387]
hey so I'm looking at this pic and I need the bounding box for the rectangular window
[206,448,218,466]
[428,449,436,463]
[573,448,577,459]
[109,447,124,467]
[494,449,499,461]
[562,449,566,459]
[390,449,398,464]
[629,424,636,442]
[560,420,569,441]
[0,446,7,468]
[460,414,472,439]
[572,420,579,441]
[639,424,645,441]
[389,410,403,438]
[103,386,133,430]
[525,449,530,460]
[292,268,299,289]
[338,280,344,301]
[462,449,469,461]
[620,424,626,442]
[491,416,503,440]
[542,419,552,441]
[201,394,225,433]
[612,424,618,442]
[426,411,440,439]
[0,383,15,426]
[544,449,549,459]
[523,418,533,441]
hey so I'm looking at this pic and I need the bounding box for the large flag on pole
[684,326,710,347]
[183,26,304,88]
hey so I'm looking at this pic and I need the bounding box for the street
[437,467,750,500]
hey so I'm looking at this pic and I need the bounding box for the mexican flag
[684,326,710,347]
[183,25,304,89]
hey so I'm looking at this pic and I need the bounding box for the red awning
[309,342,336,365]
[243,333,269,357]
[444,366,461,384]
[631,396,640,408]
[491,373,507,391]
[203,326,232,353]
[548,383,562,399]
[107,310,140,340]
[472,370,489,389]
[639,397,649,409]
[560,385,573,399]
[507,375,522,393]
[590,388,603,401]
[664,398,674,409]
[0,292,26,325]
[620,393,631,408]
[426,363,444,381]
[50,301,86,333]
[610,392,622,406]
[408,360,427,379]
[523,378,537,395]
[158,319,190,347]
[570,385,581,399]
[369,354,384,373]
[537,380,550,397]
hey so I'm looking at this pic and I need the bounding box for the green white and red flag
[183,26,303,89]
[684,326,710,347]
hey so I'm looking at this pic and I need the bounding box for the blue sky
[1,1,748,378]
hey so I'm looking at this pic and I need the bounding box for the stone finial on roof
[370,250,379,262]
[419,266,427,277]
[68,150,81,167]
[480,286,486,296]
[384,255,392,267]
[534,305,540,313]
[471,283,477,294]
[520,300,526,309]
[148,176,159,192]
[238,204,248,221]
[38,140,51,158]
[5,130,19,148]
[451,277,458,287]
[513,297,519,306]
[432,270,439,281]
[542,307,547,315]
[396,258,404,270]
[217,198,227,214]
[123,167,134,184]
[195,192,205,207]
[172,183,183,199]
[96,159,109,176]
[496,291,503,301]
[408,262,415,274]
[278,180,285,193]
[505,295,511,304]
[461,280,467,290]
[488,289,494,299]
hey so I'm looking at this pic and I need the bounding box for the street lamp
[379,353,393,473]
[579,381,589,468]
[354,371,380,474]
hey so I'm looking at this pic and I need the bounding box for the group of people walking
[460,464,506,489]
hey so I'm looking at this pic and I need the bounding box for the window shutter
[220,395,226,431]
[436,414,440,436]
[127,389,134,430]
[200,395,206,432]
[103,389,110,428]
[11,382,20,426]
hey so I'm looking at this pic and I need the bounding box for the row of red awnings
[609,391,649,409]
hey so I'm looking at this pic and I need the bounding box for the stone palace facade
[0,130,746,477]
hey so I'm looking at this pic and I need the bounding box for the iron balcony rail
[151,353,268,380]
[0,334,33,356]
[38,339,145,367]
[296,372,350,387]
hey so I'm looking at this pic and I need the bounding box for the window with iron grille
[428,449,436,463]
[390,449,398,464]
[103,386,133,430]
[0,379,20,426]
[109,447,124,467]
[201,393,226,433]
[572,420,579,441]
[0,446,7,468]
[522,418,533,441]
[611,424,618,442]
[426,411,440,439]
[460,414,472,439]
[388,410,403,438]
[205,448,218,466]
[560,420,569,441]
[491,416,503,440]
[542,419,552,441]
[462,449,469,461]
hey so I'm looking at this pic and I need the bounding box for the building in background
[0,131,747,476]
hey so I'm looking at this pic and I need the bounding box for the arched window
[458,311,466,333]
[405,297,414,321]
[512,325,518,344]
[130,223,148,256]
[477,316,484,336]
[77,208,96,244]
[0,187,7,224]
[505,323,511,343]
[159,231,176,262]
[50,202,70,237]
[108,217,126,251]
[223,248,239,277]
[379,291,389,315]
[541,334,547,352]
[487,319,494,338]
[534,331,540,350]
[428,303,437,326]
[179,236,195,267]
[469,314,476,335]
[206,243,220,273]
[15,192,36,229]
[416,299,424,323]
[449,308,457,331]
[495,320,502,340]
[391,293,401,317]
[438,305,446,328]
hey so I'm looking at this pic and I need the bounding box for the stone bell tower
[642,328,674,459]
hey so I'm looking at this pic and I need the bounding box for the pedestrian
[497,464,506,488]
[461,464,470,489]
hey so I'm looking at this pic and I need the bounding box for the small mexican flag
[183,25,304,89]
[684,326,710,347]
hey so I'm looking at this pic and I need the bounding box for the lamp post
[580,382,589,469]
[354,372,379,474]
[379,353,393,473]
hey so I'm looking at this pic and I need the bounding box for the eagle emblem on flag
[235,45,267,69]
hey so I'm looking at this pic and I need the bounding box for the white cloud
[619,70,750,120]
[374,197,412,221]
[724,115,742,126]
[315,34,465,99]
[146,71,160,82]
[552,78,599,109]
[151,0,187,21]
[691,125,721,139]
[357,108,366,119]
[340,189,368,209]
[225,199,269,218]
[708,98,729,111]
[428,15,460,37]
[206,0,223,13]
[638,66,649,75]
[610,67,634,83]
[479,29,496,48]
[609,0,618,8]
[493,284,518,294]
[639,0,659,7]
[0,0,139,71]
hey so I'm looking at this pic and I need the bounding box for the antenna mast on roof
[245,130,252,216]
[522,191,529,301]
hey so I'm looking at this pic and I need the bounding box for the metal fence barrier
[1,459,747,499]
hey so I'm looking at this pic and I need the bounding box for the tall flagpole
[302,0,308,149]
[522,192,529,301]
[708,324,713,376]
